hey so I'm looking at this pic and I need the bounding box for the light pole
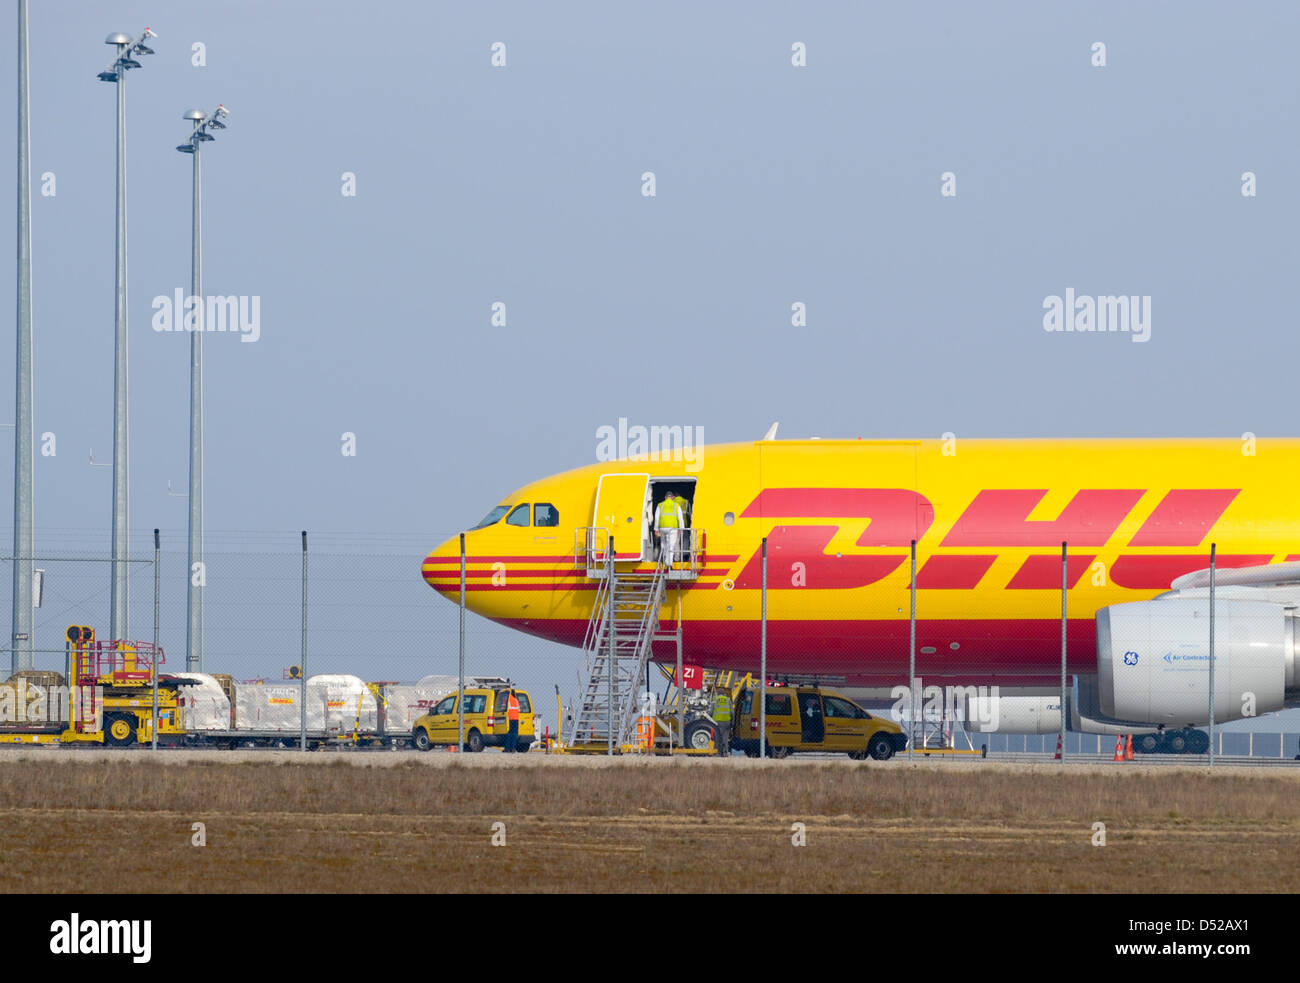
[176,104,228,671]
[11,0,33,672]
[97,27,156,643]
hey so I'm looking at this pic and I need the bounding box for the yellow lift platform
[0,626,185,747]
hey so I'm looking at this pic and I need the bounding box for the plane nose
[421,536,463,599]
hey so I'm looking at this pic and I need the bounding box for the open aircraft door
[589,473,650,572]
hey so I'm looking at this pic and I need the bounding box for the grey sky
[0,2,1296,729]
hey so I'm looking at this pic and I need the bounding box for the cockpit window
[471,505,511,530]
[506,504,530,527]
[534,503,559,527]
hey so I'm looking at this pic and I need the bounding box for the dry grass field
[2,750,1298,893]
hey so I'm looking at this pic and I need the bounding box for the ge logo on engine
[1123,651,1139,666]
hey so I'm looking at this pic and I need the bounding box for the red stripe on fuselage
[916,555,997,589]
[1005,554,1096,590]
[422,565,735,581]
[486,615,1101,679]
[430,583,602,592]
[422,554,576,564]
[422,553,741,565]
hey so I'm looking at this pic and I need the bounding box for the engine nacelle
[963,694,1061,734]
[1096,598,1297,725]
[1071,675,1160,735]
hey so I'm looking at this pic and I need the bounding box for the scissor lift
[0,625,186,746]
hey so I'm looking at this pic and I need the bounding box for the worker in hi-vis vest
[504,688,521,753]
[655,494,683,566]
[713,686,732,756]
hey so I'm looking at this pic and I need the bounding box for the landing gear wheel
[1167,732,1187,754]
[1186,730,1210,754]
[465,729,484,753]
[105,714,135,747]
[413,729,432,752]
[1137,733,1160,754]
[867,733,895,761]
[683,721,713,751]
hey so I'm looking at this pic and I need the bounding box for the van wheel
[465,729,484,753]
[412,729,432,752]
[868,734,894,761]
[515,739,531,754]
[848,749,866,761]
[684,721,713,751]
[765,744,791,759]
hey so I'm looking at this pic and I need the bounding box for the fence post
[1060,541,1068,764]
[607,537,614,756]
[152,529,160,751]
[908,540,916,760]
[759,537,767,760]
[300,531,308,752]
[458,532,466,751]
[1208,543,1216,767]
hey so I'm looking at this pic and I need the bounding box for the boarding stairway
[569,557,669,750]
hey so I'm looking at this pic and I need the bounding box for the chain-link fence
[0,539,577,745]
[2,536,1296,758]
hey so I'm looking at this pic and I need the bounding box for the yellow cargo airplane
[422,436,1300,733]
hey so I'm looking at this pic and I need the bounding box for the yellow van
[411,685,535,753]
[732,685,906,760]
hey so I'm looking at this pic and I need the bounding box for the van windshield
[471,505,511,530]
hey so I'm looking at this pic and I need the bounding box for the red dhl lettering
[940,489,1144,547]
[730,487,1248,591]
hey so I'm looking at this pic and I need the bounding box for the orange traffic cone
[1124,734,1134,761]
[1054,734,1063,760]
[1113,735,1125,761]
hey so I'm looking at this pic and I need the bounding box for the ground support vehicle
[0,626,186,747]
[732,683,908,760]
[411,681,536,752]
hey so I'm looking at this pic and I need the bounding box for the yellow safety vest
[659,498,680,529]
[714,691,732,722]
